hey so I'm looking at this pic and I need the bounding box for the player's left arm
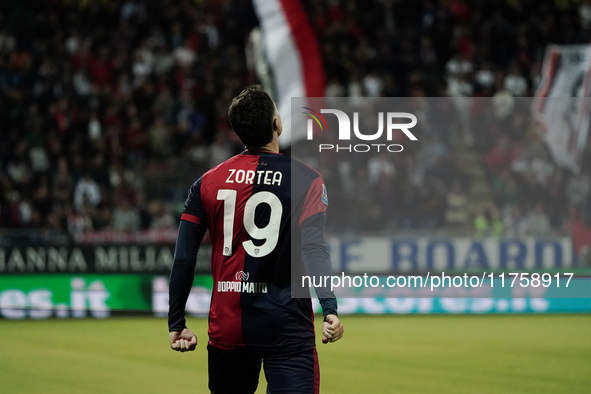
[301,212,344,344]
[299,177,344,344]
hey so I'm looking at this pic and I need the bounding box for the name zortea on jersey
[226,169,283,186]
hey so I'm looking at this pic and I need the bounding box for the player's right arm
[168,177,207,352]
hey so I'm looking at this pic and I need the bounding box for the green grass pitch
[0,314,590,393]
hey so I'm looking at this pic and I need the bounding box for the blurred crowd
[306,0,591,234]
[310,96,591,235]
[0,0,253,240]
[1,0,590,241]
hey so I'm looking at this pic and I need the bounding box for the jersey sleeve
[298,176,328,226]
[299,176,337,317]
[180,177,206,225]
[168,177,208,332]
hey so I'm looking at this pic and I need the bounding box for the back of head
[228,85,275,147]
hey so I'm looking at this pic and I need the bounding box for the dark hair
[228,85,276,147]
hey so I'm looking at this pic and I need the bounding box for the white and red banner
[251,0,325,147]
[534,44,591,172]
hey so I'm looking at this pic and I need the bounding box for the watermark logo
[303,107,418,152]
[302,107,329,137]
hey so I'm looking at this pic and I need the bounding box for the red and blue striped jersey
[169,150,336,351]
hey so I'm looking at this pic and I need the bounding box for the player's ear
[273,102,282,137]
[273,114,282,137]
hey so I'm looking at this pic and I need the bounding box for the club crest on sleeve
[321,184,328,206]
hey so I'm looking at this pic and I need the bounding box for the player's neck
[247,141,279,154]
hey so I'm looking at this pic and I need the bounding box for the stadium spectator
[148,200,176,229]
[420,133,448,170]
[474,62,495,91]
[73,173,101,212]
[0,0,590,240]
[111,196,141,231]
[522,202,552,236]
[511,142,556,189]
[503,63,528,96]
[444,181,470,226]
[474,202,503,238]
[368,152,395,186]
[502,204,526,238]
[325,77,346,97]
[567,170,591,222]
[173,39,197,68]
[580,0,591,30]
[491,170,522,208]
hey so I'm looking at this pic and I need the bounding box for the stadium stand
[0,0,590,242]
